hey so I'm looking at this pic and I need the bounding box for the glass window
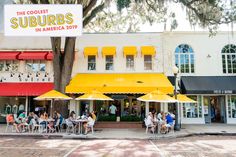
[183,96,201,118]
[228,96,236,118]
[88,55,96,71]
[26,60,46,72]
[0,60,19,72]
[105,55,113,70]
[222,44,236,74]
[175,44,195,74]
[0,61,4,71]
[126,55,134,70]
[144,55,152,70]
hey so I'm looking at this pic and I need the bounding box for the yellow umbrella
[34,90,72,116]
[75,90,113,101]
[173,94,197,103]
[137,90,177,103]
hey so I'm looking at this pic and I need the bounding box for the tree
[14,0,235,116]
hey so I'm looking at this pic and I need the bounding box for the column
[89,100,94,112]
[25,96,28,116]
[145,101,149,117]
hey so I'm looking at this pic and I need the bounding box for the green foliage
[98,115,116,121]
[120,115,141,121]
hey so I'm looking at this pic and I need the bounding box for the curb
[0,132,236,140]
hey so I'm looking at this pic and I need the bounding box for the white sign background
[4,4,82,36]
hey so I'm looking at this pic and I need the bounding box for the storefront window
[126,55,134,70]
[88,55,96,70]
[105,55,113,70]
[228,96,236,118]
[183,96,200,118]
[0,60,19,72]
[0,97,26,123]
[144,55,152,70]
[26,60,45,72]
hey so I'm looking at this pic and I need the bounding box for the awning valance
[141,46,156,56]
[102,47,116,57]
[46,52,53,60]
[123,46,137,57]
[18,51,48,60]
[0,51,20,60]
[66,73,174,94]
[84,47,98,57]
[181,76,236,94]
[0,83,53,96]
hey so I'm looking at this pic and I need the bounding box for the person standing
[109,104,117,116]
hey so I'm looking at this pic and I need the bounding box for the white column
[225,95,229,124]
[69,99,76,113]
[161,103,164,112]
[145,101,149,117]
[77,100,81,117]
[25,96,28,116]
[89,100,94,112]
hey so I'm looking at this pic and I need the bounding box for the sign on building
[4,4,82,36]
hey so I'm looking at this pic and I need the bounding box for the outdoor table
[73,119,88,135]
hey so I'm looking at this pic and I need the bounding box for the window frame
[144,55,153,70]
[0,60,19,72]
[175,44,195,74]
[221,44,236,74]
[87,55,96,71]
[126,55,135,71]
[25,60,46,72]
[105,55,114,71]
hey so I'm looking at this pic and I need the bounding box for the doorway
[204,96,226,123]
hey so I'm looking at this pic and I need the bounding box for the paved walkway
[0,124,235,139]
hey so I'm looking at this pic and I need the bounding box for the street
[0,136,236,157]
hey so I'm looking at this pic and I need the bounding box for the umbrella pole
[50,99,53,118]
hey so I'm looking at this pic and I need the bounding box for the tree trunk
[50,37,76,118]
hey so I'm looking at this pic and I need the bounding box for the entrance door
[204,96,226,123]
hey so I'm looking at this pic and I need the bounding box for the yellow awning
[173,94,197,103]
[66,73,174,94]
[137,90,176,103]
[123,46,137,57]
[141,46,156,56]
[75,90,113,101]
[102,47,116,57]
[34,90,72,100]
[84,47,98,57]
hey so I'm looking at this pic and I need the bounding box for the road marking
[63,143,82,157]
[149,140,166,157]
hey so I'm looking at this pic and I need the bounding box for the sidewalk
[0,124,235,140]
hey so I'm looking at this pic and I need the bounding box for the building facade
[0,32,235,124]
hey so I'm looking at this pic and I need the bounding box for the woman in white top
[83,113,94,134]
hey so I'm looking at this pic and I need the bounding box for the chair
[31,119,43,133]
[54,119,61,133]
[87,120,95,134]
[144,118,154,134]
[5,122,15,133]
[65,119,75,134]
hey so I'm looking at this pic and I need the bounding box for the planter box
[95,121,143,128]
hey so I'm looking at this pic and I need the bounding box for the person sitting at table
[160,112,167,133]
[91,111,97,121]
[165,112,174,132]
[145,112,156,133]
[83,113,95,135]
[6,113,20,133]
[38,113,47,130]
[68,111,76,126]
[56,112,64,131]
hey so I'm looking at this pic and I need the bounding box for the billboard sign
[4,5,82,36]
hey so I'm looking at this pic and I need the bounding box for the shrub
[120,115,141,121]
[97,115,116,121]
